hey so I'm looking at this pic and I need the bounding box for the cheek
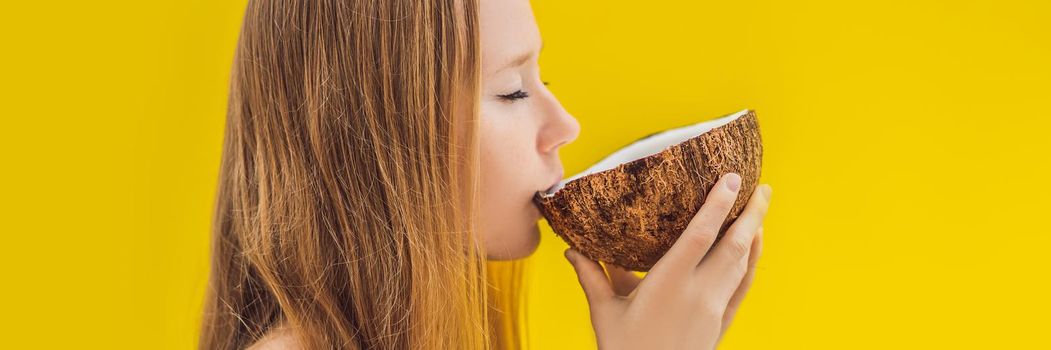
[478,109,538,198]
[479,119,534,217]
[477,111,543,258]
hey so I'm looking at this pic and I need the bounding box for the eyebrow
[494,41,544,74]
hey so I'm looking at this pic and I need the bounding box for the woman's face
[477,0,580,260]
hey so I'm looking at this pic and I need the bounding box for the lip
[530,199,542,218]
[543,169,564,194]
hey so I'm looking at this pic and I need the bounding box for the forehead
[479,0,542,75]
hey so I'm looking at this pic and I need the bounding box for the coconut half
[533,109,762,271]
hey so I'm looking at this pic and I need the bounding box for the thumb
[605,264,642,297]
[565,248,614,305]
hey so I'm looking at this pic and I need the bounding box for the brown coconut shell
[533,109,762,271]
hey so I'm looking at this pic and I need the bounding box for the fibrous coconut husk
[533,109,763,271]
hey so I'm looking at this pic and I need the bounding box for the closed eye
[497,90,530,101]
[496,81,549,102]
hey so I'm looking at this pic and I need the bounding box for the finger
[652,173,742,276]
[720,225,763,339]
[696,184,771,304]
[605,263,642,297]
[565,248,615,306]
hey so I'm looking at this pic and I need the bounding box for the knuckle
[726,235,752,259]
[683,230,716,251]
[731,258,749,276]
[697,299,725,321]
[713,195,736,213]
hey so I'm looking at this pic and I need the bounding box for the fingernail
[725,173,741,192]
[759,184,772,199]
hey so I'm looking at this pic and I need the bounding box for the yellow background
[2,0,1047,348]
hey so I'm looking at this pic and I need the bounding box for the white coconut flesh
[540,109,751,198]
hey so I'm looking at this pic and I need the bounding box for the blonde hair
[199,0,525,348]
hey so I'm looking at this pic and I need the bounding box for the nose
[538,92,581,154]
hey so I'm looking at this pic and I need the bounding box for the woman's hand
[565,173,772,350]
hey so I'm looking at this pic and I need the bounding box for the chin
[484,222,541,260]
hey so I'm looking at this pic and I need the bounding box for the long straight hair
[199,0,525,348]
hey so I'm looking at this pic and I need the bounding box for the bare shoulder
[246,323,302,350]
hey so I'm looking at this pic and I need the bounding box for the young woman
[199,0,773,349]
